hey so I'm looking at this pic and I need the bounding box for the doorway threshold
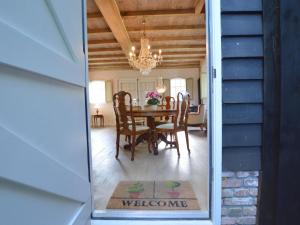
[92,209,209,220]
[91,218,213,225]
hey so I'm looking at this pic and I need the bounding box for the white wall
[89,68,200,126]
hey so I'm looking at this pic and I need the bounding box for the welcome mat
[106,181,200,210]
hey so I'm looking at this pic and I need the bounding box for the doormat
[106,181,200,210]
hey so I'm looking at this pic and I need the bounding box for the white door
[138,78,157,105]
[0,1,91,225]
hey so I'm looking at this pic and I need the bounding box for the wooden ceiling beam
[158,59,200,66]
[89,56,204,63]
[89,54,125,59]
[195,0,205,15]
[89,62,129,65]
[128,24,205,32]
[89,65,200,69]
[132,35,205,42]
[88,47,122,52]
[89,36,206,45]
[89,64,201,71]
[88,39,118,45]
[88,25,205,34]
[94,0,132,57]
[87,9,200,19]
[89,59,128,63]
[160,51,206,55]
[88,44,206,53]
[121,9,195,17]
[89,60,203,66]
[87,12,102,18]
[88,51,205,59]
[88,27,111,34]
[89,61,203,67]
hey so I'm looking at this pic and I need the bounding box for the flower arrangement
[145,91,161,105]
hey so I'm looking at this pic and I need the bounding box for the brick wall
[222,171,259,225]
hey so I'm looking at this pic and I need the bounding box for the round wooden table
[125,108,176,155]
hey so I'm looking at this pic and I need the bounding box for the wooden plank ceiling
[87,0,206,70]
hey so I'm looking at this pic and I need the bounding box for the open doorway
[85,0,217,219]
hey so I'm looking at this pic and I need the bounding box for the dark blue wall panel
[222,0,262,12]
[223,58,263,80]
[222,15,263,36]
[223,104,263,124]
[223,81,263,103]
[222,37,263,58]
[223,147,261,171]
[221,0,263,170]
[223,124,262,147]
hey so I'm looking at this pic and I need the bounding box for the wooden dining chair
[125,105,145,142]
[155,96,176,124]
[163,96,176,110]
[155,92,191,156]
[113,91,151,161]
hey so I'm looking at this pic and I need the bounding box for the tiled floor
[91,127,209,211]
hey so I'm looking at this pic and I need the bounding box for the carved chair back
[175,92,190,129]
[113,91,135,133]
[162,96,176,110]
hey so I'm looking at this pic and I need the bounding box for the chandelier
[156,77,167,94]
[128,20,163,75]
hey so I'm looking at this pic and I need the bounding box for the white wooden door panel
[1,180,84,225]
[0,67,88,177]
[0,0,85,86]
[0,125,90,203]
[0,1,91,225]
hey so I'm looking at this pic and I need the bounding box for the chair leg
[174,132,180,157]
[185,129,191,153]
[147,132,152,153]
[115,133,120,159]
[131,135,136,161]
[153,130,158,150]
[127,135,131,142]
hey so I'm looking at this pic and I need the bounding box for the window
[89,81,106,105]
[170,78,186,98]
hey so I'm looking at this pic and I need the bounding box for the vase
[144,104,158,111]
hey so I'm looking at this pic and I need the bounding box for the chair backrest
[113,91,135,132]
[198,104,206,123]
[163,96,176,110]
[175,92,190,128]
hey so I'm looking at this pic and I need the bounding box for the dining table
[124,107,177,155]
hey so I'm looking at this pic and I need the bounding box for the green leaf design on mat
[127,182,144,193]
[165,181,181,191]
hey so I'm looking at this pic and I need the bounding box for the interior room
[87,0,209,214]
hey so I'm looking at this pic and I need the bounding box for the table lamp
[95,104,101,115]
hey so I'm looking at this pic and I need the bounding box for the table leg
[157,133,176,147]
[124,133,149,150]
[146,116,159,155]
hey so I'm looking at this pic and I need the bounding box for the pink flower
[145,91,161,100]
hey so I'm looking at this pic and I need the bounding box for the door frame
[87,0,222,223]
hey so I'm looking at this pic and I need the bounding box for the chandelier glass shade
[128,21,162,75]
[156,77,167,94]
